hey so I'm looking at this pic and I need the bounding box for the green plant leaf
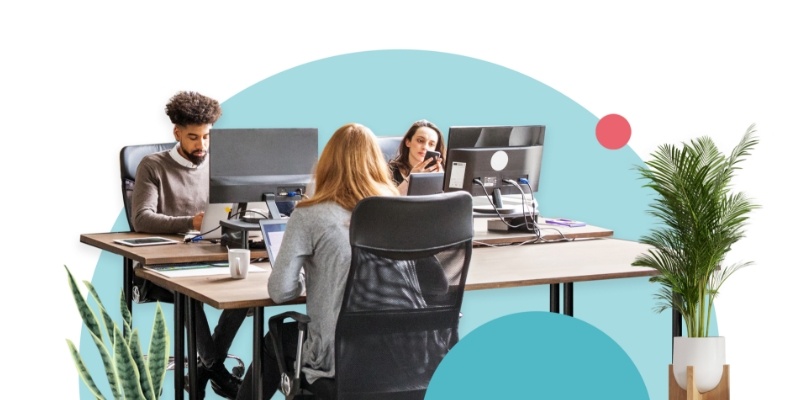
[113,325,144,399]
[88,327,122,400]
[120,289,133,340]
[147,302,170,399]
[129,329,156,400]
[66,267,170,400]
[87,280,119,348]
[65,266,103,341]
[67,339,106,400]
[633,125,759,337]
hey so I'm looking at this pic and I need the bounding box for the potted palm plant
[632,124,758,394]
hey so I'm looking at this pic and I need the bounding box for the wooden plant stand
[669,364,730,400]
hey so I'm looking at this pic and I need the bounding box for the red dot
[596,114,631,150]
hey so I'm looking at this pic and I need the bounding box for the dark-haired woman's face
[405,127,439,166]
[174,123,211,165]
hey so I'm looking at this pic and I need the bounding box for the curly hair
[164,91,222,126]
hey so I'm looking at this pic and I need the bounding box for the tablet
[114,237,180,247]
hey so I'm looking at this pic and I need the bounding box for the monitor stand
[223,193,282,249]
[473,188,519,214]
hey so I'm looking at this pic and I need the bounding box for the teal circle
[81,50,717,400]
[427,311,649,399]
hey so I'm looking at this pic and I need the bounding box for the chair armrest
[268,311,310,398]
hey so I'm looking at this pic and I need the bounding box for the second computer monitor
[209,128,318,205]
[444,125,545,197]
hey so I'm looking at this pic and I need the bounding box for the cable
[234,208,270,220]
[183,225,222,243]
[473,179,511,219]
[501,178,540,236]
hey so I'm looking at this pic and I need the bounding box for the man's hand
[192,211,204,231]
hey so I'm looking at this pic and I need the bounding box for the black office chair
[377,136,404,163]
[270,191,474,399]
[119,142,245,376]
[120,142,176,231]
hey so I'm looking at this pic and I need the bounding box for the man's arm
[130,156,196,234]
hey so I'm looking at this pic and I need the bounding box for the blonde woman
[236,123,399,400]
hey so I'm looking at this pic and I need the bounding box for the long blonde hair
[299,123,399,210]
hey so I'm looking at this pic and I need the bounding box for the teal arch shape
[80,49,717,399]
[427,311,649,399]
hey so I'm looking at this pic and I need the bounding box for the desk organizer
[668,364,730,400]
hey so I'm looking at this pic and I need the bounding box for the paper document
[145,264,267,278]
[544,218,587,227]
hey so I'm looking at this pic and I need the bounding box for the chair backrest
[376,136,404,163]
[119,142,175,231]
[336,191,474,399]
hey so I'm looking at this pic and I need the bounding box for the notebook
[259,218,289,262]
[407,172,445,196]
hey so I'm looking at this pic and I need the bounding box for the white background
[2,1,796,398]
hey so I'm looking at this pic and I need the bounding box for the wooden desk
[133,237,654,400]
[80,232,267,312]
[472,217,613,245]
[136,267,281,400]
[82,224,630,400]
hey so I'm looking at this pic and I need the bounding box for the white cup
[228,248,251,279]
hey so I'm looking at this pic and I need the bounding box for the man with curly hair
[131,90,246,399]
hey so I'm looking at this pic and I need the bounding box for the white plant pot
[672,336,726,393]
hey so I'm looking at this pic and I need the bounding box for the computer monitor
[209,128,318,219]
[443,125,545,201]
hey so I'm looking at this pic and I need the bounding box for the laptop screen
[407,172,445,196]
[259,219,289,262]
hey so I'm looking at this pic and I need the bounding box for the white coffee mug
[228,248,251,279]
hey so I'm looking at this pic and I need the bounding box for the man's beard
[183,146,207,165]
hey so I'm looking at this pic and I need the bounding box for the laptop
[259,219,289,262]
[407,172,445,196]
[197,202,234,240]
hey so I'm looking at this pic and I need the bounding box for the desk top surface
[133,238,655,309]
[81,217,610,266]
[80,232,268,266]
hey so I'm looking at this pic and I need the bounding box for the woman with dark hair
[388,119,446,195]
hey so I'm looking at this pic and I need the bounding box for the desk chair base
[153,354,245,377]
[668,364,730,400]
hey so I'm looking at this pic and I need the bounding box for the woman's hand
[410,156,443,174]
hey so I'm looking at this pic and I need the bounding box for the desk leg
[174,292,185,400]
[123,258,133,316]
[254,306,264,400]
[549,284,560,313]
[563,282,573,316]
[187,298,199,400]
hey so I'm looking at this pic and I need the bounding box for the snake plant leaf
[88,326,122,400]
[113,325,144,399]
[65,266,103,341]
[120,290,133,340]
[67,339,106,400]
[147,302,170,399]
[85,280,122,346]
[129,329,156,400]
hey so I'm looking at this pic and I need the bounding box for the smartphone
[424,150,441,168]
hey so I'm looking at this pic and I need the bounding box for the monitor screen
[444,125,545,197]
[209,128,318,207]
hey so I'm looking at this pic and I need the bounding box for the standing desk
[81,221,649,400]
